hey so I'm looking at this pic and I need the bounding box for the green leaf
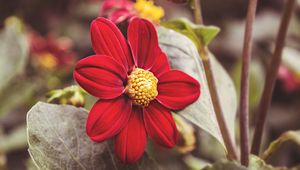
[231,60,265,111]
[183,155,211,170]
[201,160,246,170]
[161,18,220,47]
[157,27,237,150]
[249,155,293,170]
[261,130,300,161]
[201,155,293,170]
[193,25,220,46]
[161,19,201,50]
[27,102,164,170]
[0,18,28,93]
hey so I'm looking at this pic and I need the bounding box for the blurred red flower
[278,65,300,93]
[100,0,164,24]
[74,17,200,164]
[101,0,135,24]
[29,32,76,70]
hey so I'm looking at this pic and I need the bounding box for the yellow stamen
[125,68,158,106]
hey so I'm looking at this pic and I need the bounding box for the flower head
[29,32,76,70]
[101,0,164,24]
[278,65,300,93]
[74,17,200,164]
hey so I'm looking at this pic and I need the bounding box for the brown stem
[239,0,258,166]
[202,50,238,160]
[193,0,203,24]
[251,0,296,155]
[192,0,238,160]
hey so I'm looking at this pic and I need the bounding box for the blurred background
[0,0,300,169]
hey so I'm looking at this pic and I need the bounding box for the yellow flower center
[134,0,164,23]
[125,68,158,106]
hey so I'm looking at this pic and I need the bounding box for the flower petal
[74,55,127,99]
[110,9,135,24]
[156,70,200,110]
[150,50,170,77]
[86,96,132,142]
[144,100,179,148]
[101,0,133,15]
[91,17,133,70]
[127,17,160,69]
[115,107,146,164]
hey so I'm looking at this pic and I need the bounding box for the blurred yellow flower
[134,0,164,23]
[37,52,58,70]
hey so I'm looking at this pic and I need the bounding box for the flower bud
[173,114,196,154]
[46,85,86,107]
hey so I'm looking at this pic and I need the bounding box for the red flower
[29,31,76,70]
[74,17,200,164]
[100,0,135,24]
[278,65,300,93]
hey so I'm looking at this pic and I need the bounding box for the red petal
[91,17,133,70]
[86,96,132,142]
[150,50,171,77]
[144,101,179,148]
[115,107,146,164]
[156,70,200,110]
[74,55,127,99]
[127,17,160,69]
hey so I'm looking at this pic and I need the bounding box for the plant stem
[192,0,238,160]
[193,0,203,25]
[251,0,296,155]
[239,0,258,166]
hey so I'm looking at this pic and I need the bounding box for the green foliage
[27,102,164,170]
[161,18,220,49]
[158,27,237,150]
[0,17,28,93]
[202,155,297,170]
[231,59,265,111]
[47,85,86,107]
[0,17,30,117]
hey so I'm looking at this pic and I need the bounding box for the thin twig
[192,0,238,160]
[251,0,296,155]
[193,0,203,25]
[239,0,258,166]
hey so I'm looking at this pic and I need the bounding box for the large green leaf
[0,18,28,92]
[157,27,237,150]
[27,102,164,170]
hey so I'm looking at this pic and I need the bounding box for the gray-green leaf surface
[27,102,164,170]
[158,27,237,150]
